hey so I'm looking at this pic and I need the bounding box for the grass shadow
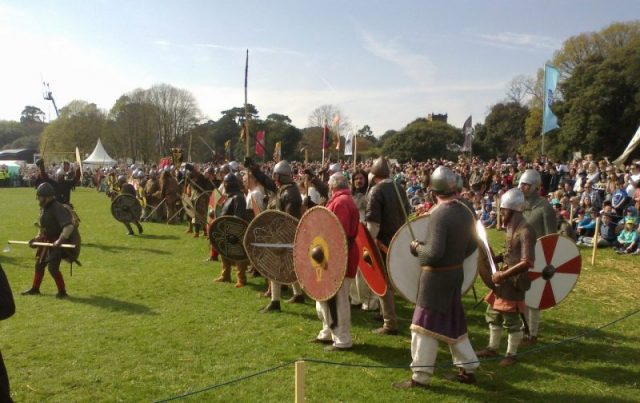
[137,234,180,240]
[66,294,158,316]
[83,242,171,255]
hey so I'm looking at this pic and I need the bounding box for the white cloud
[472,32,560,51]
[357,28,436,86]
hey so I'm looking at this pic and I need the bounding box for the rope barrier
[154,306,640,401]
[153,360,296,403]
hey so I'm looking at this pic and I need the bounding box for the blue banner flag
[543,64,560,134]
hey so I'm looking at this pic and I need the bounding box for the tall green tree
[474,102,529,159]
[552,38,640,159]
[40,100,108,161]
[381,119,462,162]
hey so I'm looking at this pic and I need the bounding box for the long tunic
[411,199,477,344]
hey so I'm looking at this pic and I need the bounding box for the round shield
[111,194,142,223]
[386,215,479,304]
[243,210,298,284]
[355,222,387,296]
[293,206,348,302]
[526,234,581,310]
[209,216,249,261]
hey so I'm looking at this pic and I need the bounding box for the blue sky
[1,0,638,136]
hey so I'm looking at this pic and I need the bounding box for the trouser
[349,270,378,310]
[220,257,248,284]
[485,306,524,355]
[271,281,303,302]
[0,350,10,403]
[524,306,541,337]
[124,221,143,234]
[378,286,397,330]
[410,331,479,385]
[33,250,66,292]
[316,278,353,348]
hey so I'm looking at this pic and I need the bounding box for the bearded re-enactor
[214,174,249,288]
[34,158,80,206]
[262,160,306,313]
[160,168,180,224]
[365,156,411,335]
[518,169,557,346]
[476,188,534,367]
[22,183,81,299]
[312,173,359,351]
[395,166,479,389]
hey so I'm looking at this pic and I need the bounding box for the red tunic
[326,188,360,278]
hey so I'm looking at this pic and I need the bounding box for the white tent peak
[83,138,117,166]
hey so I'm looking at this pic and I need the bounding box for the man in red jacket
[312,173,360,351]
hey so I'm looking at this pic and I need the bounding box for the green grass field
[0,187,638,402]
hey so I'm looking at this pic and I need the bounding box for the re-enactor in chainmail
[476,188,535,367]
[519,169,557,346]
[394,166,479,389]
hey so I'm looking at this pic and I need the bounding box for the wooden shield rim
[210,215,249,261]
[111,193,142,223]
[355,222,387,296]
[243,209,298,284]
[526,233,582,310]
[462,247,479,295]
[293,206,348,302]
[386,215,427,303]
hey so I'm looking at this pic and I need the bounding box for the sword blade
[250,243,294,249]
[475,221,498,275]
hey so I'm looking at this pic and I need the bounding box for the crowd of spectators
[32,153,640,256]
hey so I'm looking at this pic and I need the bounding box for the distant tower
[427,113,448,123]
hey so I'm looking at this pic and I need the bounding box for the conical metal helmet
[501,188,526,212]
[371,157,390,178]
[430,166,457,195]
[273,160,292,177]
[518,169,541,189]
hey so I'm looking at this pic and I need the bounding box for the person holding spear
[21,183,81,298]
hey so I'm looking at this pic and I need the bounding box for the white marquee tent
[83,138,116,166]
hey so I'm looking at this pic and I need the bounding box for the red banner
[255,130,265,156]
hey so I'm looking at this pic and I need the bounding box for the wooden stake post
[591,216,600,267]
[295,361,304,403]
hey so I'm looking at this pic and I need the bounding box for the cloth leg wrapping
[488,324,502,351]
[525,307,541,337]
[449,336,480,373]
[410,331,438,385]
[506,331,523,356]
[271,280,281,302]
[379,287,397,330]
[315,301,333,341]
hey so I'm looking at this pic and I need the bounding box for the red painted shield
[526,234,581,310]
[355,222,387,296]
[294,207,348,302]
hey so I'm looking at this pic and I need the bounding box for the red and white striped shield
[526,234,581,310]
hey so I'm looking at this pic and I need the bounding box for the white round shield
[525,234,581,310]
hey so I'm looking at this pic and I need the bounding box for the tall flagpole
[352,129,357,172]
[321,121,326,166]
[541,64,546,157]
[244,49,250,158]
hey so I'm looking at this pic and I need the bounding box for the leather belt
[421,264,463,272]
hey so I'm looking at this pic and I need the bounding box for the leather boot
[286,294,305,304]
[261,301,281,313]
